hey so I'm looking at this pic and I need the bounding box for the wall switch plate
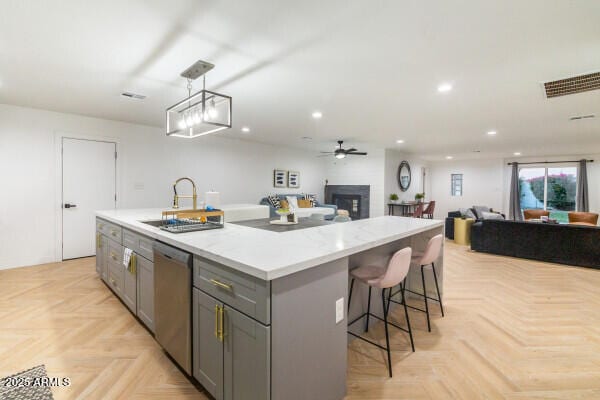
[335,297,344,324]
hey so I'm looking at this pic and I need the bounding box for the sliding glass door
[518,165,577,223]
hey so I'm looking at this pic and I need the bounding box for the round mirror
[397,161,411,192]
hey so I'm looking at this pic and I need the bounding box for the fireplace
[325,185,370,220]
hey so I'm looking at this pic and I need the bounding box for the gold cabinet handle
[215,304,220,339]
[210,279,233,291]
[219,306,225,341]
[110,252,117,261]
[110,278,116,286]
[98,223,104,229]
[130,254,137,275]
[110,229,118,237]
[96,233,102,249]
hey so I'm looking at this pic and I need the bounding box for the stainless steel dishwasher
[153,241,192,375]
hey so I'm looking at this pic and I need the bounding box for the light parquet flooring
[1,241,600,399]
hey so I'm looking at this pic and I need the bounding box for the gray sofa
[259,194,338,220]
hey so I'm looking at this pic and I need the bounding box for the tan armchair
[523,209,550,220]
[568,212,599,226]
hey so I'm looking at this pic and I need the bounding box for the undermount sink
[140,219,163,227]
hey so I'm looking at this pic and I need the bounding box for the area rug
[0,365,54,400]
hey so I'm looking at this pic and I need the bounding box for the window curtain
[509,163,523,221]
[576,159,589,212]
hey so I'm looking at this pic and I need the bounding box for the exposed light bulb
[185,112,194,127]
[192,109,201,124]
[178,119,187,130]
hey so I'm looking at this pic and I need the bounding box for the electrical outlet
[335,297,344,324]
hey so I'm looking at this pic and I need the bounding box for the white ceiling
[1,0,599,159]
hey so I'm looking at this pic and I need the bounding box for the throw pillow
[266,194,280,209]
[303,194,317,207]
[459,208,477,219]
[480,211,504,220]
[472,205,491,220]
[286,196,300,210]
[298,199,312,208]
[279,200,289,209]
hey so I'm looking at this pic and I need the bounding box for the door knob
[64,203,77,209]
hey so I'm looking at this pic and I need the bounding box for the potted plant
[415,192,425,203]
[389,193,399,204]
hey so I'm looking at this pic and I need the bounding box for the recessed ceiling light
[514,152,521,156]
[241,126,250,133]
[396,139,405,144]
[446,156,453,160]
[312,111,323,119]
[487,131,497,135]
[437,83,452,93]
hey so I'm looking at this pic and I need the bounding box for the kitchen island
[95,207,444,400]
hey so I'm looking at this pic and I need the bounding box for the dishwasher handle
[153,241,192,266]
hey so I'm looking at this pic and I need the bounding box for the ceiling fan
[319,141,368,159]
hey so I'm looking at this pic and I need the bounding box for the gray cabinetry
[122,257,137,313]
[193,288,270,400]
[96,233,108,281]
[194,256,270,325]
[224,303,270,400]
[193,288,223,400]
[136,255,155,332]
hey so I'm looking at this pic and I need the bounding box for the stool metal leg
[365,286,372,332]
[401,281,415,352]
[381,288,392,377]
[431,262,444,317]
[348,278,355,314]
[421,265,431,332]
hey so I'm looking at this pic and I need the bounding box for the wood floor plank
[1,241,599,399]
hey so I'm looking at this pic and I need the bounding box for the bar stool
[347,247,415,377]
[391,234,444,332]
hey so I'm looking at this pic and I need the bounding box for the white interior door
[62,138,116,260]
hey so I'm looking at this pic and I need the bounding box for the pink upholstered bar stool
[347,247,415,377]
[392,234,444,332]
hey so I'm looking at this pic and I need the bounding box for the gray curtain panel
[509,163,523,221]
[576,159,589,212]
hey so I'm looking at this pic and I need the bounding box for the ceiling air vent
[569,114,595,121]
[121,92,146,100]
[543,71,600,98]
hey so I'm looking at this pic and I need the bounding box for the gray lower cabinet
[193,288,270,400]
[136,255,155,332]
[96,233,109,281]
[193,289,223,400]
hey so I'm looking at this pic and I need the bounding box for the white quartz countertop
[96,207,443,281]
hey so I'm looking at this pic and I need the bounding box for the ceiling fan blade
[347,152,367,155]
[345,148,357,152]
[317,154,332,157]
[319,151,335,154]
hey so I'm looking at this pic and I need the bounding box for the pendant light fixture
[166,60,232,138]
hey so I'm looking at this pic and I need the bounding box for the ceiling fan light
[335,153,346,159]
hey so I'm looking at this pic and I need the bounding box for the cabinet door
[224,306,270,400]
[193,289,224,400]
[137,255,154,332]
[101,235,109,282]
[95,232,103,276]
[122,255,137,313]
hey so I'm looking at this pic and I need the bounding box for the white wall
[322,149,385,217]
[429,158,505,219]
[384,150,430,209]
[0,103,325,269]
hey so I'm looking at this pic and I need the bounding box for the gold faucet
[173,177,198,210]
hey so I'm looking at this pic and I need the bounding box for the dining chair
[422,201,435,219]
[568,212,598,226]
[410,203,424,218]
